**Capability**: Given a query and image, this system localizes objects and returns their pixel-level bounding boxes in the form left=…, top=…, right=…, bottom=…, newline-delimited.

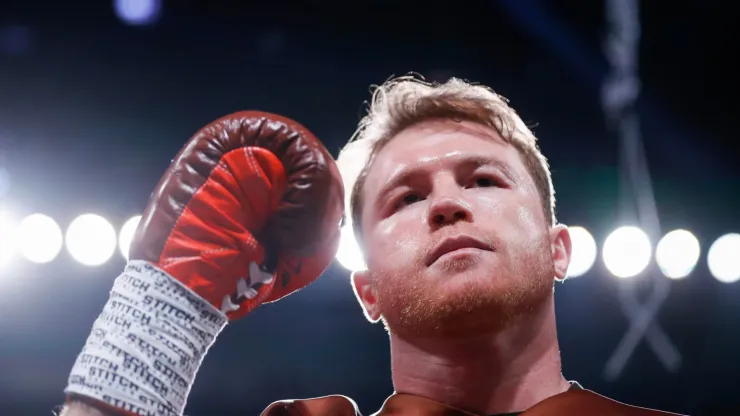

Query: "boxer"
left=61, top=76, right=683, bottom=415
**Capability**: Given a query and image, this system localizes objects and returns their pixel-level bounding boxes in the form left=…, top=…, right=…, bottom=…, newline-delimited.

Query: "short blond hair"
left=336, top=75, right=555, bottom=245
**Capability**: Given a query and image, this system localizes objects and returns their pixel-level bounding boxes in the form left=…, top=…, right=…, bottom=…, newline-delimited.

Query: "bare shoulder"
left=524, top=389, right=687, bottom=416
left=261, top=395, right=360, bottom=416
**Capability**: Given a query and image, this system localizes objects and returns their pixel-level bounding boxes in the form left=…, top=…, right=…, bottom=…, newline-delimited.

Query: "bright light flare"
left=335, top=225, right=367, bottom=273
left=708, top=233, right=740, bottom=284
left=119, top=215, right=141, bottom=260
left=66, top=214, right=117, bottom=266
left=603, top=226, right=652, bottom=278
left=114, top=0, right=162, bottom=26
left=566, top=226, right=597, bottom=278
left=655, top=229, right=700, bottom=279
left=18, top=214, right=63, bottom=264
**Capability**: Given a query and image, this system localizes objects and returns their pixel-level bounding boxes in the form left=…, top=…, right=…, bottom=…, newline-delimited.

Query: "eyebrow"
left=374, top=154, right=515, bottom=206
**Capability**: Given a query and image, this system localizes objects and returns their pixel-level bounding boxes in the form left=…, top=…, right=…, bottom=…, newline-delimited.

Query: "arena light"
left=119, top=215, right=142, bottom=260
left=0, top=210, right=16, bottom=270
left=603, top=226, right=652, bottom=278
left=114, top=0, right=162, bottom=26
left=708, top=233, right=740, bottom=284
left=655, top=229, right=700, bottom=279
left=18, top=213, right=63, bottom=264
left=335, top=225, right=367, bottom=272
left=566, top=226, right=597, bottom=278
left=66, top=214, right=117, bottom=266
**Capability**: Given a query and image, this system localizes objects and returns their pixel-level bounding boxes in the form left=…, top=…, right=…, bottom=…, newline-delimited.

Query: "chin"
left=382, top=273, right=552, bottom=339
left=376, top=248, right=555, bottom=338
left=428, top=254, right=511, bottom=292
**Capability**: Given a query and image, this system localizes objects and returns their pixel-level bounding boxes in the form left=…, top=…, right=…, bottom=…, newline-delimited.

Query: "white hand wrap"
left=65, top=260, right=229, bottom=416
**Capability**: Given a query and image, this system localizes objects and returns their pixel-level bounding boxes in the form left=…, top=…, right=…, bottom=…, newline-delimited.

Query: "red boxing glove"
left=131, top=111, right=344, bottom=318
left=65, top=111, right=344, bottom=416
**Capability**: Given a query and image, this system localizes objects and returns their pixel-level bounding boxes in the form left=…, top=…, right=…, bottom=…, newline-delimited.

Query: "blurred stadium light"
left=655, top=229, right=700, bottom=280
left=708, top=233, right=740, bottom=284
left=119, top=215, right=142, bottom=260
left=603, top=226, right=652, bottom=279
left=114, top=0, right=162, bottom=26
left=18, top=214, right=63, bottom=264
left=336, top=224, right=366, bottom=273
left=66, top=214, right=117, bottom=267
left=566, top=226, right=597, bottom=278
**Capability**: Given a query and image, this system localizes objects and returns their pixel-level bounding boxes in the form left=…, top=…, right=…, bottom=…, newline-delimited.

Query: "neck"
left=389, top=296, right=569, bottom=415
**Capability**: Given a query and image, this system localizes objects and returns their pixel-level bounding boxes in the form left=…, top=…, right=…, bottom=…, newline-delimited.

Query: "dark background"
left=0, top=1, right=739, bottom=415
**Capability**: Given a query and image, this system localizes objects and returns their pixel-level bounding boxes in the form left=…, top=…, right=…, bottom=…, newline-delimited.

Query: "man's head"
left=336, top=76, right=571, bottom=339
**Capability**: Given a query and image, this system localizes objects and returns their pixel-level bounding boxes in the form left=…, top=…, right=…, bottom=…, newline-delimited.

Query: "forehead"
left=363, top=119, right=527, bottom=194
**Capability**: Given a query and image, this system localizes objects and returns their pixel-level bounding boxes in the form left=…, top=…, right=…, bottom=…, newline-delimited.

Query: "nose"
left=427, top=195, right=473, bottom=228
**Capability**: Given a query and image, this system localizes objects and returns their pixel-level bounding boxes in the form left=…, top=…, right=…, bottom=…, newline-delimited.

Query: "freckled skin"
left=359, top=119, right=557, bottom=338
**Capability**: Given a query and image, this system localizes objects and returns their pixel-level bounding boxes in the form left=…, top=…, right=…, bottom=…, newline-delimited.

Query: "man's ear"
left=351, top=270, right=382, bottom=322
left=550, top=224, right=572, bottom=282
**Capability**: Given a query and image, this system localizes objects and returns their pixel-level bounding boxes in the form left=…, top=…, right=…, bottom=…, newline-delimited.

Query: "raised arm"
left=58, top=111, right=344, bottom=416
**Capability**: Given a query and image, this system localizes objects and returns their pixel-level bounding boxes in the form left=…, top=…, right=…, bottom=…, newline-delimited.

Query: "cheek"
left=516, top=204, right=542, bottom=237
left=479, top=193, right=544, bottom=243
left=367, top=212, right=425, bottom=268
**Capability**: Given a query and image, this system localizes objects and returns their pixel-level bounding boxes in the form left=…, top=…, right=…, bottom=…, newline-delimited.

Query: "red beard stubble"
left=373, top=233, right=555, bottom=339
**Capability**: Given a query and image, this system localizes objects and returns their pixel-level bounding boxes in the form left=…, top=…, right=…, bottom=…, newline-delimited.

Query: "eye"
left=394, top=192, right=422, bottom=210
left=401, top=193, right=422, bottom=205
left=471, top=176, right=497, bottom=188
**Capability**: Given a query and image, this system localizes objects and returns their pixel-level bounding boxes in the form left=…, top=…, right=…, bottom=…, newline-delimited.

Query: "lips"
left=426, top=235, right=493, bottom=266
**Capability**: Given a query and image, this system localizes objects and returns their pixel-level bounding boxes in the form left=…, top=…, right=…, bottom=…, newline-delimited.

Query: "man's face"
left=355, top=119, right=567, bottom=338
